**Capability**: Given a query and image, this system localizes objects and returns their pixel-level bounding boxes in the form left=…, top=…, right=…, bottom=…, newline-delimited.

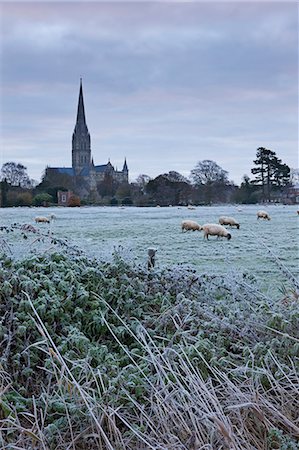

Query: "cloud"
left=0, top=1, right=297, bottom=183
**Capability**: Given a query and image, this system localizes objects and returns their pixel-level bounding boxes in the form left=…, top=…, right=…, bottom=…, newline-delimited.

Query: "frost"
left=0, top=205, right=298, bottom=448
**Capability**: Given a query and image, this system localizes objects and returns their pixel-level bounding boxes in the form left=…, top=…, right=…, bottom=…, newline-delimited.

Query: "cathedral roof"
left=80, top=167, right=90, bottom=176
left=95, top=164, right=110, bottom=173
left=50, top=167, right=75, bottom=176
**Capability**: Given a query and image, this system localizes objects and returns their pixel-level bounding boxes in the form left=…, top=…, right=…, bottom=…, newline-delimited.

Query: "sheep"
left=202, top=223, right=231, bottom=240
left=34, top=216, right=51, bottom=224
left=181, top=220, right=202, bottom=232
left=219, top=216, right=240, bottom=229
left=257, top=210, right=271, bottom=220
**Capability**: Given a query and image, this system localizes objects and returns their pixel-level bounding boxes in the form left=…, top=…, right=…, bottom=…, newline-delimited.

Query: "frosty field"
left=1, top=205, right=299, bottom=449
left=1, top=204, right=298, bottom=297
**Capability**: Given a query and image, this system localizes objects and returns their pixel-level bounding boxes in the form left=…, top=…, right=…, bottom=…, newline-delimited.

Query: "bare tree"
left=190, top=160, right=231, bottom=204
left=190, top=160, right=229, bottom=186
left=135, top=174, right=152, bottom=192
left=0, top=162, right=32, bottom=188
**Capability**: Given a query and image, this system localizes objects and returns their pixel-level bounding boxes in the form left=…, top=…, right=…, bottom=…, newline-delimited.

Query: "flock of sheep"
left=181, top=210, right=271, bottom=241
left=33, top=207, right=295, bottom=244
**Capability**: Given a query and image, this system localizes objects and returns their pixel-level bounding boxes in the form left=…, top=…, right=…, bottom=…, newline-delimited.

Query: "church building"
left=46, top=79, right=128, bottom=198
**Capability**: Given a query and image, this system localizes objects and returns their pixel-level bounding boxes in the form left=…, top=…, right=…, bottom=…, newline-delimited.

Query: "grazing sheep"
left=202, top=223, right=231, bottom=240
left=181, top=220, right=202, bottom=232
left=34, top=216, right=50, bottom=224
left=257, top=210, right=271, bottom=220
left=219, top=216, right=240, bottom=229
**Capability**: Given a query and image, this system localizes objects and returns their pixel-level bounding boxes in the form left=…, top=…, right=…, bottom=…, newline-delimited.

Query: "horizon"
left=1, top=1, right=298, bottom=185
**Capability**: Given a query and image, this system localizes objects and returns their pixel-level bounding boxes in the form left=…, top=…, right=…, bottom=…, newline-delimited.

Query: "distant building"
left=287, top=184, right=299, bottom=204
left=57, top=190, right=73, bottom=206
left=46, top=79, right=128, bottom=198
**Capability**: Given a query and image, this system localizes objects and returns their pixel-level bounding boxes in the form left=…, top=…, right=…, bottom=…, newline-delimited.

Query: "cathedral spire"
left=123, top=157, right=128, bottom=172
left=76, top=78, right=87, bottom=128
left=72, top=78, right=91, bottom=174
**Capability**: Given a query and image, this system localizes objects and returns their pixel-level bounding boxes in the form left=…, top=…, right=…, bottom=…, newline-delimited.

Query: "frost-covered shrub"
left=0, top=248, right=298, bottom=449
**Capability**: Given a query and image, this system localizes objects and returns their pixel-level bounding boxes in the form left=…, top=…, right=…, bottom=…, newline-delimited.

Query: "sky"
left=0, top=1, right=298, bottom=185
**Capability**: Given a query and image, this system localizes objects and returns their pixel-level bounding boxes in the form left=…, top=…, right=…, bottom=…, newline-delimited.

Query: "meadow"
left=1, top=203, right=298, bottom=297
left=0, top=204, right=298, bottom=449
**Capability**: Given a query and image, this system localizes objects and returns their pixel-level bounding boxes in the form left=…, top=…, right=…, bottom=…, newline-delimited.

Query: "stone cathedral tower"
left=72, top=78, right=91, bottom=175
left=45, top=79, right=128, bottom=200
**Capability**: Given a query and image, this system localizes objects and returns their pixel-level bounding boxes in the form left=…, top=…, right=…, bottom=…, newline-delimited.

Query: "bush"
left=0, top=242, right=298, bottom=449
left=5, top=190, right=33, bottom=207
left=121, top=196, right=133, bottom=205
left=33, top=192, right=53, bottom=206
left=0, top=224, right=299, bottom=450
left=15, top=192, right=33, bottom=206
left=110, top=197, right=118, bottom=206
left=68, top=195, right=81, bottom=207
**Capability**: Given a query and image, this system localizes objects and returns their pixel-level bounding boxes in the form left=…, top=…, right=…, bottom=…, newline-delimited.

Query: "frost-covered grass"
left=0, top=240, right=298, bottom=449
left=1, top=204, right=298, bottom=296
left=0, top=206, right=298, bottom=448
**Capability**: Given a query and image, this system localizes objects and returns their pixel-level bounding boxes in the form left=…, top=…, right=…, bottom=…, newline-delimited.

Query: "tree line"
left=0, top=147, right=296, bottom=207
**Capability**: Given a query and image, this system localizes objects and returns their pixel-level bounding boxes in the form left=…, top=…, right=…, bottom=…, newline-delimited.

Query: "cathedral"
left=46, top=79, right=128, bottom=198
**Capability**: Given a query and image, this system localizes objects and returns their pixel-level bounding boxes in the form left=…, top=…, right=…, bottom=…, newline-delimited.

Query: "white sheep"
left=219, top=216, right=240, bottom=229
left=257, top=210, right=271, bottom=220
left=181, top=220, right=202, bottom=232
left=202, top=223, right=232, bottom=240
left=34, top=216, right=51, bottom=224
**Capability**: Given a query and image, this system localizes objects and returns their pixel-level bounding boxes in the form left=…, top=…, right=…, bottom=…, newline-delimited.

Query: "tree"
left=0, top=179, right=9, bottom=207
left=251, top=147, right=290, bottom=201
left=15, top=192, right=33, bottom=207
left=290, top=168, right=299, bottom=186
left=234, top=175, right=259, bottom=204
left=164, top=171, right=189, bottom=183
left=146, top=172, right=192, bottom=206
left=97, top=174, right=118, bottom=197
left=115, top=183, right=131, bottom=201
left=272, top=163, right=290, bottom=189
left=135, top=174, right=152, bottom=192
left=0, top=162, right=32, bottom=188
left=38, top=168, right=74, bottom=192
left=190, top=160, right=230, bottom=204
left=190, top=160, right=229, bottom=186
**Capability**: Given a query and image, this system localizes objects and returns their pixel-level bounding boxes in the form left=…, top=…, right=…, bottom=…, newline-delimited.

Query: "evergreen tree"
left=251, top=147, right=290, bottom=201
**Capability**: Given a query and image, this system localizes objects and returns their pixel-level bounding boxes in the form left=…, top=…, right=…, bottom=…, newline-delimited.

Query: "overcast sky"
left=0, top=1, right=298, bottom=184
